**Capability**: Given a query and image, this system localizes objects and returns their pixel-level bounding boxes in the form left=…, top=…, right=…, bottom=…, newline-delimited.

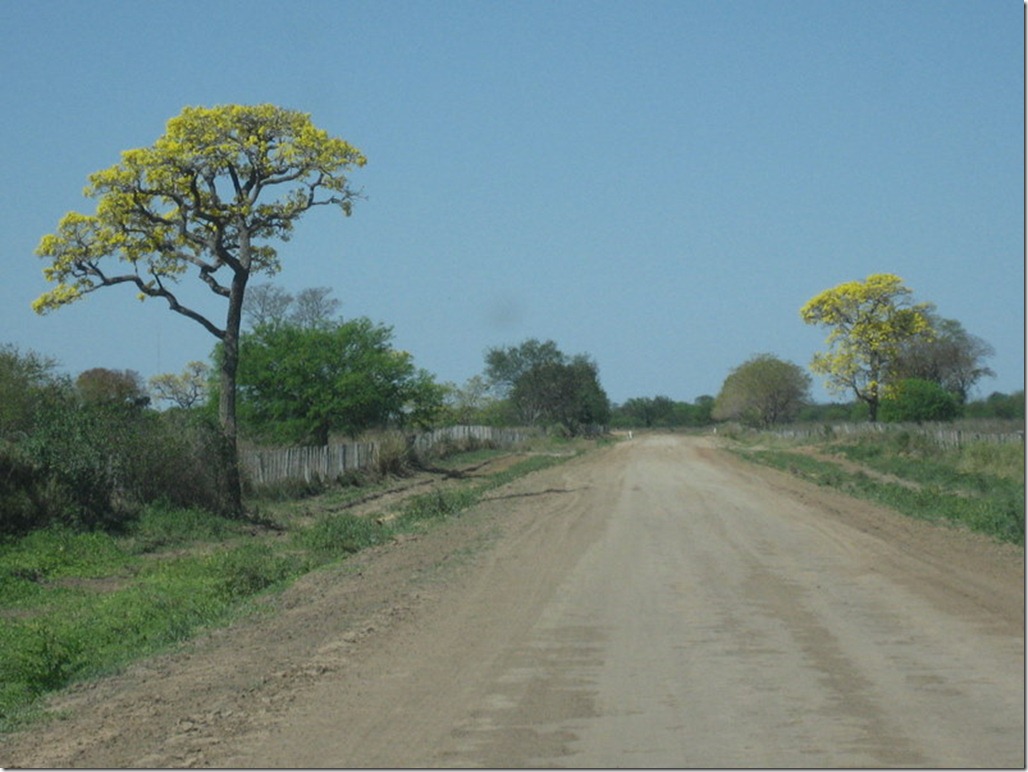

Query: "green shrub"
left=880, top=379, right=960, bottom=424
left=964, top=390, right=1026, bottom=420
left=0, top=349, right=240, bottom=535
left=123, top=504, right=239, bottom=553
left=202, top=544, right=300, bottom=600
left=4, top=401, right=235, bottom=536
left=1, top=527, right=127, bottom=581
left=19, top=400, right=123, bottom=529
left=13, top=621, right=86, bottom=696
left=116, top=411, right=234, bottom=515
left=297, top=513, right=390, bottom=557
left=398, top=487, right=479, bottom=525
left=0, top=443, right=50, bottom=535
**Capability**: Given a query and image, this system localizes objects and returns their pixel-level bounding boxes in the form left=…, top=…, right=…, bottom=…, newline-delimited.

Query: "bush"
left=964, top=391, right=1026, bottom=420
left=370, top=430, right=411, bottom=476
left=14, top=622, right=85, bottom=696
left=123, top=504, right=238, bottom=553
left=397, top=487, right=480, bottom=526
left=4, top=397, right=235, bottom=536
left=203, top=544, right=300, bottom=600
left=880, top=379, right=960, bottom=424
left=0, top=443, right=50, bottom=535
left=1, top=527, right=126, bottom=582
left=17, top=399, right=123, bottom=529
left=297, top=514, right=390, bottom=557
left=118, top=411, right=235, bottom=515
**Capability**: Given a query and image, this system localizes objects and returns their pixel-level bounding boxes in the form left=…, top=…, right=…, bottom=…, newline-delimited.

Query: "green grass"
left=431, top=446, right=509, bottom=469
left=0, top=443, right=583, bottom=731
left=833, top=433, right=1024, bottom=491
left=730, top=434, right=1024, bottom=545
left=0, top=534, right=308, bottom=729
left=388, top=451, right=577, bottom=532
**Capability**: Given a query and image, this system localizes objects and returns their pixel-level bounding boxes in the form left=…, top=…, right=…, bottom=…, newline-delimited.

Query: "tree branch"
left=77, top=262, right=225, bottom=338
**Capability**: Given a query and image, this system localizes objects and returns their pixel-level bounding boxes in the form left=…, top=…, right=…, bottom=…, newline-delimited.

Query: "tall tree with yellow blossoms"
left=801, top=273, right=933, bottom=422
left=33, top=104, right=366, bottom=514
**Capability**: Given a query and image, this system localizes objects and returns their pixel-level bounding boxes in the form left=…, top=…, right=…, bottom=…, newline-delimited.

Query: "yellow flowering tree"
left=33, top=104, right=366, bottom=514
left=800, top=274, right=933, bottom=422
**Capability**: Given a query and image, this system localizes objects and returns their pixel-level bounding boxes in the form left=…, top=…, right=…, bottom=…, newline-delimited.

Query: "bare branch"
left=74, top=263, right=225, bottom=338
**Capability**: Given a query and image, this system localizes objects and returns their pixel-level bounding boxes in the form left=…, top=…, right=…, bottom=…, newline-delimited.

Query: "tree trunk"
left=217, top=271, right=249, bottom=517
left=217, top=349, right=243, bottom=516
left=867, top=361, right=882, bottom=423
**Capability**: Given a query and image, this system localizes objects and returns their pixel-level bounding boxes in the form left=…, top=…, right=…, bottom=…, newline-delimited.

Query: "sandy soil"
left=2, top=435, right=1023, bottom=768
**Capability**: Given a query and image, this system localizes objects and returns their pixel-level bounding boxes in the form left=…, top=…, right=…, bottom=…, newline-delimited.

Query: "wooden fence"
left=242, top=425, right=533, bottom=486
left=410, top=425, right=531, bottom=454
left=766, top=421, right=1024, bottom=449
left=242, top=442, right=377, bottom=485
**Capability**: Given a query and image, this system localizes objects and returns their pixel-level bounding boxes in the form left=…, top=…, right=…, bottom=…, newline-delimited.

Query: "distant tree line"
left=2, top=286, right=1019, bottom=539
left=610, top=395, right=715, bottom=429
left=699, top=274, right=1010, bottom=429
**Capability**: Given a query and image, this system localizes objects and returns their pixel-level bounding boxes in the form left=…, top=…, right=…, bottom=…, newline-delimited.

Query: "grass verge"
left=0, top=444, right=583, bottom=732
left=729, top=433, right=1024, bottom=544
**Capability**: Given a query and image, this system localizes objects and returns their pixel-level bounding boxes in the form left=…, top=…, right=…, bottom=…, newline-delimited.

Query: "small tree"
left=713, top=354, right=811, bottom=427
left=33, top=104, right=366, bottom=514
left=0, top=345, right=63, bottom=438
left=149, top=361, right=211, bottom=410
left=242, top=283, right=295, bottom=329
left=484, top=338, right=565, bottom=399
left=511, top=355, right=610, bottom=435
left=801, top=274, right=933, bottom=422
left=290, top=287, right=342, bottom=330
left=231, top=319, right=443, bottom=444
left=243, top=283, right=342, bottom=331
left=879, top=378, right=960, bottom=423
left=76, top=368, right=148, bottom=407
left=889, top=314, right=995, bottom=404
left=442, top=375, right=496, bottom=425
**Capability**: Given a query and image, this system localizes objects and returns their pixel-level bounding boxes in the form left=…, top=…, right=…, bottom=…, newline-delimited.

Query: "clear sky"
left=2, top=0, right=1023, bottom=406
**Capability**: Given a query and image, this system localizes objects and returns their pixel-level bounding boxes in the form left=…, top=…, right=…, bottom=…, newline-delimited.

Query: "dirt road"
left=3, top=435, right=1023, bottom=767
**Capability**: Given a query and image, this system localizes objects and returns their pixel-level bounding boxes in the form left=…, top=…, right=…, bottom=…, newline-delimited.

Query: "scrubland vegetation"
left=2, top=321, right=609, bottom=732
left=725, top=423, right=1024, bottom=544
left=0, top=438, right=582, bottom=731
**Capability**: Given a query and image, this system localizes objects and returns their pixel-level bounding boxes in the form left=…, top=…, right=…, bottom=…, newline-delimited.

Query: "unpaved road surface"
left=3, top=435, right=1023, bottom=768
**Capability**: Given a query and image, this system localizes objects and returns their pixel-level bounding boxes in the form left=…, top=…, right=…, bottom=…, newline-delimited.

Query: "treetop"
left=34, top=104, right=366, bottom=326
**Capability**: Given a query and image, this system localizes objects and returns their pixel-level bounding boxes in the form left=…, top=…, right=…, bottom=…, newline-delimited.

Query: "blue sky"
left=1, top=0, right=1023, bottom=405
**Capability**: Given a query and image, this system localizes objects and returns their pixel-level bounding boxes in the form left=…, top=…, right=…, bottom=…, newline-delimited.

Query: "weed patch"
left=296, top=514, right=390, bottom=557
left=395, top=487, right=481, bottom=527
left=121, top=504, right=243, bottom=553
